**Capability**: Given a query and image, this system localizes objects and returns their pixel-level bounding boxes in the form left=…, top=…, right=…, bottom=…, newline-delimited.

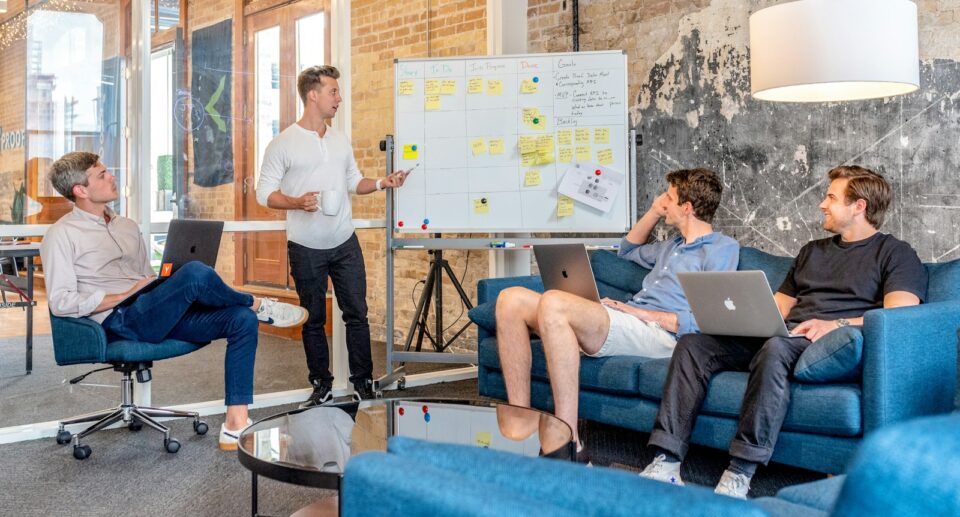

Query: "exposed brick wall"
left=351, top=0, right=488, bottom=348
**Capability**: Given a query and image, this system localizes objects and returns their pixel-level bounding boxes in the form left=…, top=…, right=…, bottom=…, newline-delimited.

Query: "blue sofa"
left=472, top=247, right=960, bottom=473
left=341, top=413, right=960, bottom=516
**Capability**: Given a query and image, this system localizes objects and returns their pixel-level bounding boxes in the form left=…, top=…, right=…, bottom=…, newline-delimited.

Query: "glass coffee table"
left=237, top=398, right=574, bottom=516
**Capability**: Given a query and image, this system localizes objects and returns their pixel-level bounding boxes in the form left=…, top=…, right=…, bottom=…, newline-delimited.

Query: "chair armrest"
left=861, top=301, right=960, bottom=432
left=50, top=314, right=109, bottom=365
left=476, top=275, right=544, bottom=305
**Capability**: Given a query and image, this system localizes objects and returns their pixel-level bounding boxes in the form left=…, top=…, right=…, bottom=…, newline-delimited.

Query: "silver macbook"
left=533, top=244, right=601, bottom=303
left=677, top=271, right=800, bottom=338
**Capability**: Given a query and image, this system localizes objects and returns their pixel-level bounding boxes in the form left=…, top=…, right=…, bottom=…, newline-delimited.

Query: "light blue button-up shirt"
left=618, top=232, right=740, bottom=336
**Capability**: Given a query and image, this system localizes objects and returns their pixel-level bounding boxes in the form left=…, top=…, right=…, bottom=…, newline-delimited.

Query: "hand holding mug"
left=298, top=191, right=320, bottom=212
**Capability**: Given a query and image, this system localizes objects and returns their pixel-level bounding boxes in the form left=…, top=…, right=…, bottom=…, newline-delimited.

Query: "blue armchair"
left=50, top=314, right=210, bottom=460
left=472, top=247, right=960, bottom=473
left=341, top=413, right=960, bottom=516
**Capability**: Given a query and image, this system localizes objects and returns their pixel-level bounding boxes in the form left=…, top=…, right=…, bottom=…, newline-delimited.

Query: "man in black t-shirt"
left=638, top=166, right=927, bottom=498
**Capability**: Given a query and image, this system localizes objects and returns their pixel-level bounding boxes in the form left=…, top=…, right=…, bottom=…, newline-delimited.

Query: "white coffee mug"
left=321, top=190, right=343, bottom=216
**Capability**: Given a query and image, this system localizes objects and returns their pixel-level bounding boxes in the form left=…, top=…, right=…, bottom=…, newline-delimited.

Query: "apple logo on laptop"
left=561, top=269, right=568, bottom=278
left=724, top=297, right=736, bottom=311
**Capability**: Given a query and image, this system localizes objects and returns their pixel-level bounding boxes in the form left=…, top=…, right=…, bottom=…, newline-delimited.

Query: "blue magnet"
left=423, top=218, right=430, bottom=225
left=424, top=413, right=431, bottom=423
left=412, top=145, right=417, bottom=151
left=533, top=76, right=540, bottom=83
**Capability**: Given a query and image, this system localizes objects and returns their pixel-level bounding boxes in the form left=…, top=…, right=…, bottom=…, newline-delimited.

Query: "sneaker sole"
left=269, top=310, right=309, bottom=329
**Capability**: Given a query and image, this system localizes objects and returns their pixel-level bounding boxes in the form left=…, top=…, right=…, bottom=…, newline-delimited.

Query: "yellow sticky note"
left=471, top=138, right=487, bottom=156
left=595, top=127, right=610, bottom=144
left=557, top=129, right=573, bottom=146
left=518, top=136, right=537, bottom=155
left=520, top=79, right=538, bottom=94
left=522, top=108, right=546, bottom=130
left=425, top=95, right=441, bottom=111
left=537, top=149, right=555, bottom=165
left=558, top=147, right=573, bottom=163
left=399, top=80, right=414, bottom=96
left=487, top=79, right=503, bottom=96
left=576, top=146, right=591, bottom=162
left=475, top=431, right=492, bottom=448
left=521, top=152, right=538, bottom=167
left=575, top=128, right=590, bottom=144
left=597, top=148, right=614, bottom=165
left=467, top=77, right=483, bottom=94
left=425, top=79, right=441, bottom=96
left=403, top=144, right=419, bottom=160
left=489, top=139, right=504, bottom=155
left=441, top=79, right=457, bottom=95
left=557, top=195, right=574, bottom=217
left=536, top=135, right=554, bottom=152
left=524, top=169, right=541, bottom=187
left=473, top=198, right=490, bottom=214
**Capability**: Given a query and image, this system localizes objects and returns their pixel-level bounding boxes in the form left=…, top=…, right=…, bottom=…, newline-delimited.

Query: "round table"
left=237, top=397, right=575, bottom=516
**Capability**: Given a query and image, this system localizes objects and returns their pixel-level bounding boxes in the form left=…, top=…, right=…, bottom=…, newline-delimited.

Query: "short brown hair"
left=665, top=168, right=723, bottom=224
left=49, top=151, right=99, bottom=202
left=297, top=65, right=340, bottom=104
left=827, top=165, right=891, bottom=229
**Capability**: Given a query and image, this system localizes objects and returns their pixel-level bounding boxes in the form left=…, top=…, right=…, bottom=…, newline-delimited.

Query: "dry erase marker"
left=404, top=163, right=421, bottom=175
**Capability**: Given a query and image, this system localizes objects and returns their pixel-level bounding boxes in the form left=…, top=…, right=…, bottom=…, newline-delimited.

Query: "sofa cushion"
left=776, top=475, right=846, bottom=512
left=793, top=327, right=864, bottom=383
left=467, top=301, right=497, bottom=334
left=738, top=247, right=793, bottom=290
left=925, top=259, right=960, bottom=303
left=478, top=337, right=655, bottom=395
left=590, top=250, right=648, bottom=301
left=637, top=359, right=862, bottom=436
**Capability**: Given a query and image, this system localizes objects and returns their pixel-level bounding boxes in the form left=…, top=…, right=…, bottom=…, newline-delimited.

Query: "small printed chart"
left=557, top=162, right=625, bottom=214
left=393, top=51, right=631, bottom=233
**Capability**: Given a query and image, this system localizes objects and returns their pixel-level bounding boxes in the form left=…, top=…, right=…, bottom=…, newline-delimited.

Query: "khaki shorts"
left=586, top=306, right=677, bottom=359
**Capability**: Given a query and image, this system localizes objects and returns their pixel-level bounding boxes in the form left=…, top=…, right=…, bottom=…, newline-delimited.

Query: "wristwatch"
left=836, top=318, right=850, bottom=328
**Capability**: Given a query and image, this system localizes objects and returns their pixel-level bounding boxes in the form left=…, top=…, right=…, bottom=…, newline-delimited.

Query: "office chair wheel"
left=128, top=420, right=143, bottom=432
left=73, top=444, right=92, bottom=460
left=193, top=421, right=209, bottom=435
left=56, top=430, right=72, bottom=445
left=164, top=438, right=181, bottom=453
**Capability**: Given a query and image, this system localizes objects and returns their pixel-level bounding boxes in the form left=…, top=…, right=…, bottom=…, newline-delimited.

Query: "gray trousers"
left=648, top=333, right=812, bottom=465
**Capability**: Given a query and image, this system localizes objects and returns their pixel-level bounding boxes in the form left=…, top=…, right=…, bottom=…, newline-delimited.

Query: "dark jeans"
left=648, top=333, right=812, bottom=465
left=101, top=261, right=258, bottom=406
left=288, top=233, right=372, bottom=384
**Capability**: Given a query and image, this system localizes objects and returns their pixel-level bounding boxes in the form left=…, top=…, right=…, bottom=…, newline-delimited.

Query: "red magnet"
left=398, top=407, right=405, bottom=416
left=421, top=224, right=428, bottom=230
left=398, top=221, right=404, bottom=227
left=422, top=405, right=429, bottom=413
left=595, top=169, right=602, bottom=176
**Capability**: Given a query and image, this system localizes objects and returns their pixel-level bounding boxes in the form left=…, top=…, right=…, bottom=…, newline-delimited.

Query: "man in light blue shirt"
left=496, top=168, right=739, bottom=456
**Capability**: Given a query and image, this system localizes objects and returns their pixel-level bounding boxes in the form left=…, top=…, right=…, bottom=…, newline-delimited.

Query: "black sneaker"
left=299, top=379, right=333, bottom=408
left=352, top=378, right=376, bottom=401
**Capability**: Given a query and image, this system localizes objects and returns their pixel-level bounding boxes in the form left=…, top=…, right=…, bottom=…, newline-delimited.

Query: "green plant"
left=11, top=182, right=25, bottom=224
left=157, top=154, right=173, bottom=191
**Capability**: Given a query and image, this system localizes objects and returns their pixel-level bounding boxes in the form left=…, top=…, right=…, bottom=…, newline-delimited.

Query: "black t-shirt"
left=778, top=233, right=927, bottom=327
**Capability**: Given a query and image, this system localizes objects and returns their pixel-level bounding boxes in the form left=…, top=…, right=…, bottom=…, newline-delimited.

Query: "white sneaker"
left=714, top=470, right=751, bottom=499
left=639, top=454, right=684, bottom=486
left=218, top=418, right=253, bottom=451
left=256, top=298, right=308, bottom=328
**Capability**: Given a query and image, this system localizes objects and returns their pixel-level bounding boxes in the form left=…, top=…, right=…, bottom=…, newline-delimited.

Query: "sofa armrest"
left=476, top=275, right=544, bottom=305
left=861, top=301, right=960, bottom=432
left=49, top=314, right=109, bottom=365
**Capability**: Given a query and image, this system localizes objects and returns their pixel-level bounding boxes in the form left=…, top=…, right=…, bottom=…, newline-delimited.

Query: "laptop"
left=116, top=219, right=224, bottom=308
left=677, top=271, right=800, bottom=338
left=533, top=244, right=601, bottom=303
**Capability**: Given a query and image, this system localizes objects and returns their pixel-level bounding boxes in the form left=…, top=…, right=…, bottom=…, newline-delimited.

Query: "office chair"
left=50, top=314, right=210, bottom=460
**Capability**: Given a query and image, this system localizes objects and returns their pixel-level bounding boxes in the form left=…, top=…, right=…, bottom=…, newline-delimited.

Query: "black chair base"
left=56, top=362, right=208, bottom=460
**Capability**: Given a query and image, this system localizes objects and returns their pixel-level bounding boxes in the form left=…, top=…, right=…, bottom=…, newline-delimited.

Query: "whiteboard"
left=393, top=51, right=631, bottom=233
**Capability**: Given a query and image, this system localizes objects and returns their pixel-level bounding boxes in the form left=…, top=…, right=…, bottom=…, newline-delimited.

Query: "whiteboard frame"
left=391, top=51, right=634, bottom=234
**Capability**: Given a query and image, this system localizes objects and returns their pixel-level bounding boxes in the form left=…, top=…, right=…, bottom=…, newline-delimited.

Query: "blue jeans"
left=101, top=261, right=258, bottom=406
left=288, top=233, right=372, bottom=384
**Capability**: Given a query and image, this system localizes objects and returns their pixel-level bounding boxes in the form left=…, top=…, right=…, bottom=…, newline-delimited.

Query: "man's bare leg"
left=537, top=290, right=610, bottom=443
left=495, top=287, right=543, bottom=407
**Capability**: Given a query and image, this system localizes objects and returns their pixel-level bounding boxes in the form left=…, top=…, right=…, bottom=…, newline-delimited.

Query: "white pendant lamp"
left=749, top=0, right=920, bottom=102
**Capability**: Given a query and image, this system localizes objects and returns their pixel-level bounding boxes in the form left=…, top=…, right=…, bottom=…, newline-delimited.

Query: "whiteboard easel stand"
left=375, top=129, right=638, bottom=392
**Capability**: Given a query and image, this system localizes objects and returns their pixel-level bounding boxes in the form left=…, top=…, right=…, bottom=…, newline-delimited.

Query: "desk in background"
left=0, top=243, right=39, bottom=374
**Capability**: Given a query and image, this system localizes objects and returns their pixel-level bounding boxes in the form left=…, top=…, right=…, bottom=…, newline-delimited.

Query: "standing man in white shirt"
left=256, top=65, right=408, bottom=406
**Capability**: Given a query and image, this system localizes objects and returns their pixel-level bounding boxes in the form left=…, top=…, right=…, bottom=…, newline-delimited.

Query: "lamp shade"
left=749, top=0, right=919, bottom=102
